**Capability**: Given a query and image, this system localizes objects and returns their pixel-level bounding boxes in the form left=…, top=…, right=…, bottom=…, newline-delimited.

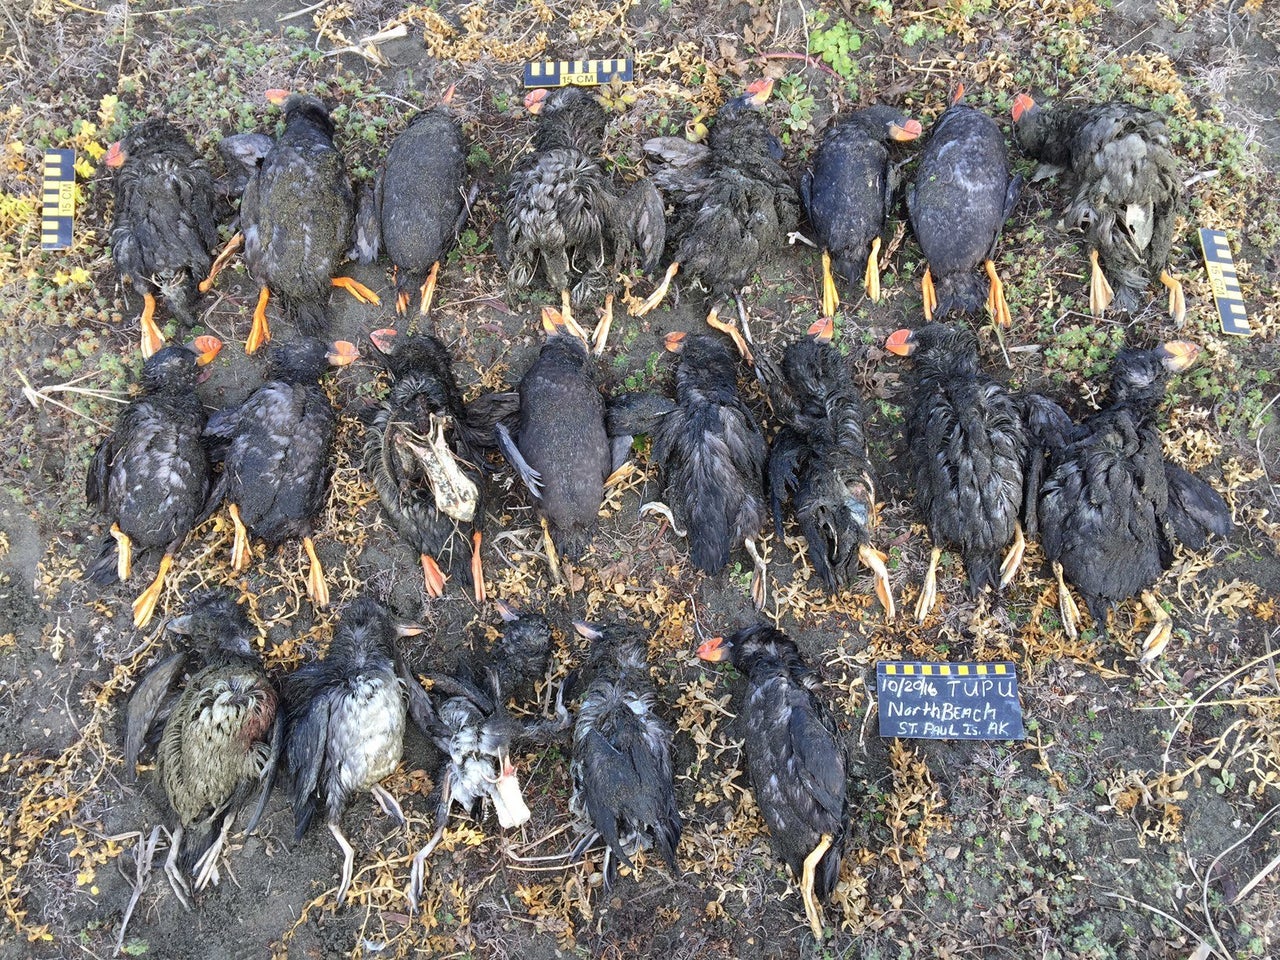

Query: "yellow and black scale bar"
left=1198, top=228, right=1250, bottom=337
left=878, top=661, right=1014, bottom=677
left=41, top=149, right=76, bottom=250
left=524, top=58, right=633, bottom=88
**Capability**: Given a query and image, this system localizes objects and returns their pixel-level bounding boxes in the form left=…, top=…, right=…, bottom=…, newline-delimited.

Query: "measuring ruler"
left=41, top=149, right=76, bottom=250
left=1198, top=228, right=1249, bottom=336
left=523, top=58, right=633, bottom=88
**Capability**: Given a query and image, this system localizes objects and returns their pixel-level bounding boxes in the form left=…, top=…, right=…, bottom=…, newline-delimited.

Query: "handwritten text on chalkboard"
left=877, top=662, right=1025, bottom=741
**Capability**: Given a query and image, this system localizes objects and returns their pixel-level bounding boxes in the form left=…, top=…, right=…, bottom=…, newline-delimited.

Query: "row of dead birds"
left=108, top=77, right=1188, bottom=368
left=125, top=589, right=847, bottom=939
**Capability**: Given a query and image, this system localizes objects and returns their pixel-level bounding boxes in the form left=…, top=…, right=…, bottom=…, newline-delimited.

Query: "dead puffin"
left=698, top=624, right=847, bottom=939
left=907, top=86, right=1021, bottom=328
left=633, top=78, right=799, bottom=361
left=1012, top=94, right=1186, bottom=325
left=204, top=337, right=357, bottom=608
left=106, top=119, right=220, bottom=357
left=885, top=324, right=1028, bottom=621
left=85, top=336, right=223, bottom=628
left=801, top=105, right=922, bottom=315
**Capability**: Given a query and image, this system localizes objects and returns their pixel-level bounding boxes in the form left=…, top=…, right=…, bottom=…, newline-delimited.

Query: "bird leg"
left=857, top=544, right=895, bottom=621
left=541, top=517, right=563, bottom=584
left=998, top=522, right=1025, bottom=590
left=229, top=504, right=251, bottom=573
left=303, top=536, right=329, bottom=608
left=745, top=537, right=768, bottom=610
left=1053, top=561, right=1081, bottom=640
left=800, top=833, right=833, bottom=940
left=470, top=531, right=486, bottom=604
left=329, top=821, right=357, bottom=907
left=110, top=523, right=133, bottom=581
left=117, top=826, right=163, bottom=952
left=921, top=266, right=937, bottom=321
left=1137, top=591, right=1174, bottom=665
left=915, top=546, right=942, bottom=623
left=139, top=292, right=166, bottom=358
left=735, top=293, right=755, bottom=347
left=370, top=783, right=407, bottom=826
left=331, top=275, right=380, bottom=305
left=408, top=771, right=453, bottom=912
left=131, top=553, right=173, bottom=629
left=864, top=236, right=882, bottom=303
left=591, top=293, right=614, bottom=357
left=191, top=810, right=234, bottom=892
left=706, top=306, right=754, bottom=365
left=245, top=287, right=272, bottom=354
left=1088, top=249, right=1114, bottom=317
left=420, top=261, right=441, bottom=316
left=163, top=825, right=192, bottom=910
left=394, top=267, right=410, bottom=316
left=421, top=553, right=447, bottom=598
left=821, top=248, right=840, bottom=318
left=1160, top=270, right=1186, bottom=327
left=557, top=290, right=590, bottom=343
left=628, top=262, right=679, bottom=316
left=639, top=500, right=687, bottom=537
left=985, top=259, right=1012, bottom=329
left=198, top=232, right=242, bottom=293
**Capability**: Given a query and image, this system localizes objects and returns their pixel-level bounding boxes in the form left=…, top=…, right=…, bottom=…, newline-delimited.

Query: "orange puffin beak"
left=327, top=340, right=359, bottom=366
left=265, top=88, right=291, bottom=106
left=541, top=305, right=566, bottom=336
left=884, top=328, right=916, bottom=356
left=524, top=88, right=549, bottom=114
left=105, top=141, right=126, bottom=168
left=1158, top=340, right=1199, bottom=372
left=189, top=335, right=223, bottom=366
left=441, top=83, right=457, bottom=106
left=891, top=118, right=923, bottom=141
left=664, top=331, right=687, bottom=353
left=369, top=327, right=398, bottom=354
left=744, top=77, right=775, bottom=107
left=808, top=316, right=835, bottom=344
left=395, top=623, right=427, bottom=638
left=696, top=636, right=730, bottom=662
left=1011, top=93, right=1036, bottom=123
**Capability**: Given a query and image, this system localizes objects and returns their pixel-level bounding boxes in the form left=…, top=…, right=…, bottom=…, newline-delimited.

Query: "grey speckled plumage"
left=497, top=87, right=665, bottom=305
left=282, top=597, right=408, bottom=905
left=567, top=621, right=681, bottom=887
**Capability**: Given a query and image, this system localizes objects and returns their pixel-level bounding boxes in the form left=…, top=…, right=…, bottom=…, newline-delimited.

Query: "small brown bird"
left=282, top=597, right=423, bottom=906
left=124, top=592, right=280, bottom=906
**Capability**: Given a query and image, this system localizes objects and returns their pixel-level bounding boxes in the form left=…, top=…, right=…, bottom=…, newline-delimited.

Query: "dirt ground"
left=1, top=1, right=1278, bottom=958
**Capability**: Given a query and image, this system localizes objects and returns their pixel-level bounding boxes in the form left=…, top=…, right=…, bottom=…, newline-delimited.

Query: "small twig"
left=277, top=0, right=329, bottom=21
left=1161, top=648, right=1280, bottom=771
left=1234, top=845, right=1280, bottom=905
left=1099, top=889, right=1213, bottom=950
left=1200, top=806, right=1279, bottom=954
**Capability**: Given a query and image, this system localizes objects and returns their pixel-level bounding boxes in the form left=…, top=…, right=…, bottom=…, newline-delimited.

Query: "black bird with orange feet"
left=1012, top=95, right=1186, bottom=324
left=634, top=79, right=799, bottom=359
left=497, top=86, right=664, bottom=334
left=801, top=105, right=922, bottom=316
left=1037, top=341, right=1231, bottom=662
left=106, top=119, right=220, bottom=357
left=884, top=324, right=1028, bottom=621
left=566, top=619, right=682, bottom=887
left=365, top=328, right=491, bottom=602
left=86, top=337, right=223, bottom=628
left=907, top=86, right=1020, bottom=328
left=234, top=92, right=379, bottom=353
left=698, top=625, right=847, bottom=940
left=204, top=337, right=357, bottom=608
left=763, top=318, right=894, bottom=617
left=124, top=592, right=280, bottom=906
left=282, top=597, right=422, bottom=906
left=644, top=332, right=769, bottom=607
left=377, top=88, right=468, bottom=317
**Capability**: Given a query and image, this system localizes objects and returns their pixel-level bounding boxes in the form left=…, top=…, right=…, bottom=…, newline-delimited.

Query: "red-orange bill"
left=664, top=331, right=687, bottom=352
left=696, top=636, right=729, bottom=662
left=190, top=335, right=223, bottom=365
left=369, top=328, right=398, bottom=354
left=1011, top=93, right=1036, bottom=123
left=1159, top=340, right=1199, bottom=371
left=105, top=141, right=125, bottom=168
left=265, top=88, right=291, bottom=105
left=808, top=316, right=835, bottom=343
left=328, top=340, right=359, bottom=365
left=884, top=328, right=915, bottom=356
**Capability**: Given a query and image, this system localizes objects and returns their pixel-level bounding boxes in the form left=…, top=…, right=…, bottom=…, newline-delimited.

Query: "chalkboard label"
left=877, top=661, right=1025, bottom=740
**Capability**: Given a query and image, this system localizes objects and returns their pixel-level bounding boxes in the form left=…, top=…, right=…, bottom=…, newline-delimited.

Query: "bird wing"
left=244, top=708, right=284, bottom=834
left=85, top=430, right=117, bottom=511
left=786, top=689, right=847, bottom=825
left=285, top=682, right=331, bottom=838
left=608, top=178, right=667, bottom=273
left=123, top=651, right=187, bottom=779
left=1163, top=461, right=1232, bottom=551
